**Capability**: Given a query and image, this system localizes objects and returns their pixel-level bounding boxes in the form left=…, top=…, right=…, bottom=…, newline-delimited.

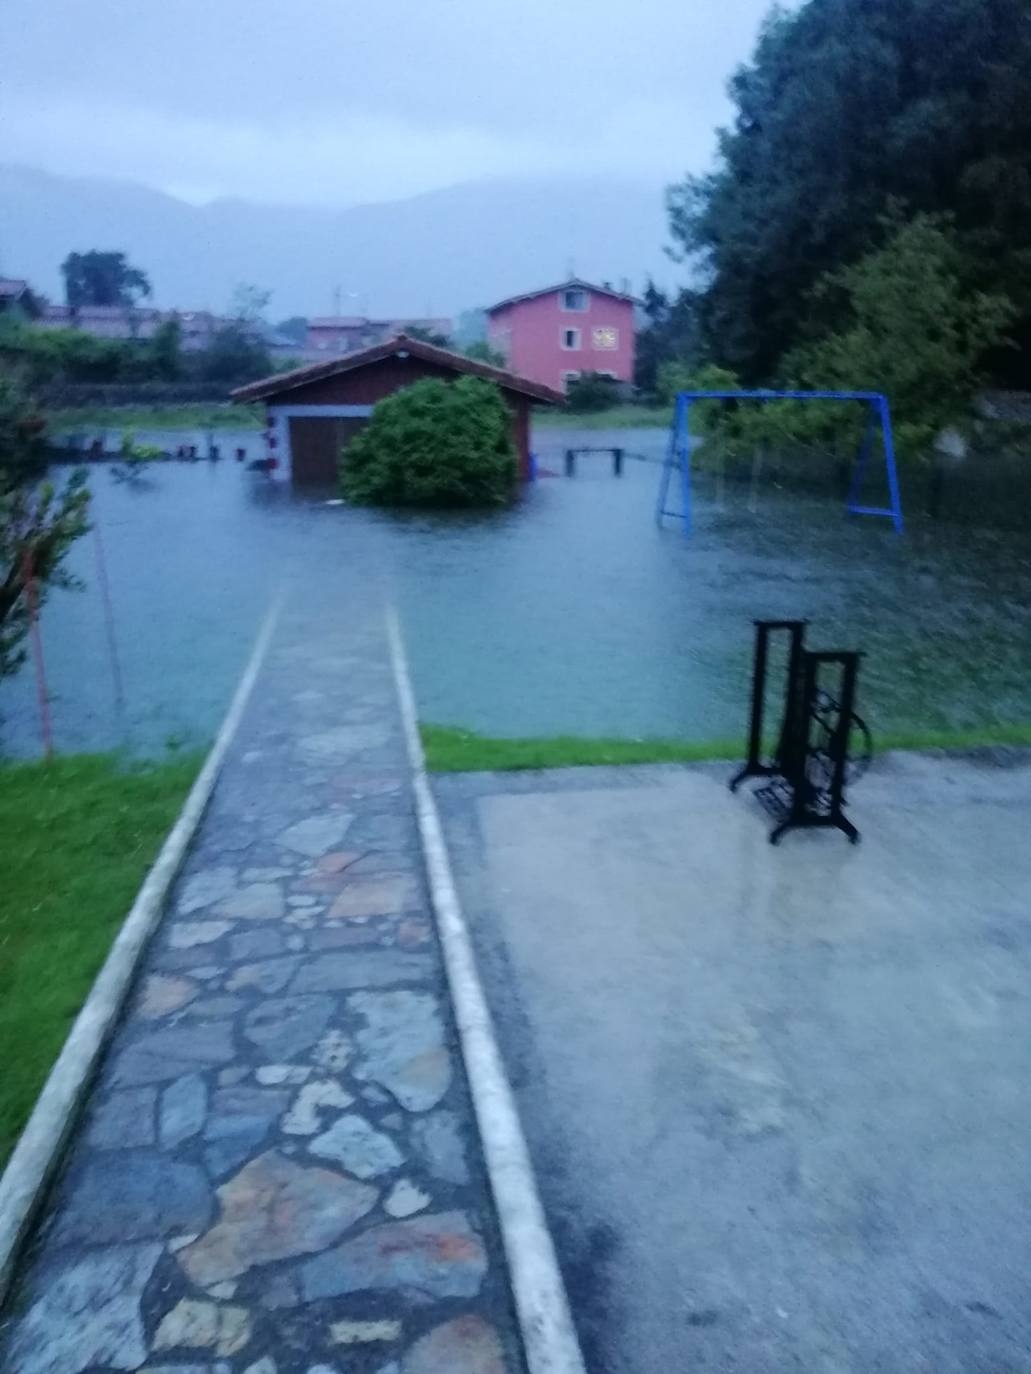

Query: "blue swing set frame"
left=655, top=390, right=904, bottom=536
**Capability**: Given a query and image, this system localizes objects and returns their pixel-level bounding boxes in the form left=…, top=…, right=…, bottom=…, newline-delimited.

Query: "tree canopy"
left=668, top=0, right=1031, bottom=383
left=61, top=251, right=152, bottom=310
left=784, top=215, right=1014, bottom=458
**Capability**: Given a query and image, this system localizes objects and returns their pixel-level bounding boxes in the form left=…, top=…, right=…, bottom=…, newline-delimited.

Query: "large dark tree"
left=61, top=251, right=152, bottom=309
left=669, top=0, right=1031, bottom=382
left=633, top=279, right=701, bottom=394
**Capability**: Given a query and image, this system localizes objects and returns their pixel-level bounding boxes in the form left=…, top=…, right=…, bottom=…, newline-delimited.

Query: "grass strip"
left=421, top=722, right=1031, bottom=774
left=532, top=404, right=672, bottom=431
left=420, top=725, right=739, bottom=772
left=0, top=750, right=202, bottom=1166
left=48, top=403, right=264, bottom=432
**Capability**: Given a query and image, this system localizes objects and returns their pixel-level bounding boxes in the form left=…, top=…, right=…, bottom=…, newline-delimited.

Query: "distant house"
left=32, top=304, right=264, bottom=351
left=0, top=278, right=41, bottom=320
left=173, top=310, right=222, bottom=352
left=304, top=316, right=453, bottom=361
left=231, top=333, right=560, bottom=485
left=37, top=303, right=163, bottom=340
left=486, top=278, right=637, bottom=393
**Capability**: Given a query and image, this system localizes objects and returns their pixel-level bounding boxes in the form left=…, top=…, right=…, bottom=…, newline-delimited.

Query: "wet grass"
left=421, top=722, right=1031, bottom=773
left=49, top=403, right=263, bottom=431
left=0, top=750, right=202, bottom=1167
left=420, top=725, right=740, bottom=772
left=534, top=403, right=672, bottom=430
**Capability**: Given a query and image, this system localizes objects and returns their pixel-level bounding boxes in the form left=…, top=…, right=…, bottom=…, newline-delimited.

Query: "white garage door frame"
left=267, top=404, right=374, bottom=480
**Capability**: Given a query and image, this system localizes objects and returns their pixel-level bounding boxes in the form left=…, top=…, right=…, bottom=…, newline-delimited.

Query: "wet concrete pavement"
left=435, top=751, right=1031, bottom=1373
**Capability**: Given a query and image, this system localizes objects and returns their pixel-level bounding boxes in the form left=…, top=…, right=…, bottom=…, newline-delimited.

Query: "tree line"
left=639, top=0, right=1031, bottom=457
left=0, top=253, right=284, bottom=387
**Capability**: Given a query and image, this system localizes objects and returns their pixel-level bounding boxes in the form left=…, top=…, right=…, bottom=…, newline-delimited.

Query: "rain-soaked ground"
left=3, top=424, right=1031, bottom=757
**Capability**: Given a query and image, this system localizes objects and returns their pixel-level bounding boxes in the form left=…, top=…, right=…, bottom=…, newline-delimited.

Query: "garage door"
left=289, top=416, right=370, bottom=486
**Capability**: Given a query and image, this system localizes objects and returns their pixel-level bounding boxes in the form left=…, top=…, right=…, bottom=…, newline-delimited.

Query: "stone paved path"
left=0, top=589, right=523, bottom=1374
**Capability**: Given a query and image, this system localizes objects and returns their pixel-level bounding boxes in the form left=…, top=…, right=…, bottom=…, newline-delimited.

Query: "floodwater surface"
left=3, top=426, right=1031, bottom=757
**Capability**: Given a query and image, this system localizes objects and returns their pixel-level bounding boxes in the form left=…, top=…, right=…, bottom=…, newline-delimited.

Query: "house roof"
left=486, top=276, right=639, bottom=314
left=308, top=316, right=370, bottom=329
left=230, top=334, right=563, bottom=406
left=72, top=304, right=161, bottom=320
left=0, top=278, right=29, bottom=300
left=307, top=316, right=453, bottom=334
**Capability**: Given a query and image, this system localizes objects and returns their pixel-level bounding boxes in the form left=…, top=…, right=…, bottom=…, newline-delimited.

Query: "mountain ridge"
left=0, top=164, right=674, bottom=318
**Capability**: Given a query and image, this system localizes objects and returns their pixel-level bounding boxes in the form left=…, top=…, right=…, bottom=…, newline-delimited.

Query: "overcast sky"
left=3, top=0, right=775, bottom=208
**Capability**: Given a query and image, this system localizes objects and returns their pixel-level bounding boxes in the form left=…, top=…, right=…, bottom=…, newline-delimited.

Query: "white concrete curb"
left=0, top=595, right=283, bottom=1305
left=385, top=607, right=587, bottom=1374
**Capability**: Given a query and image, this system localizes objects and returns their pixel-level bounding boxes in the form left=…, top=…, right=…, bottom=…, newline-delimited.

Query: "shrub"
left=340, top=376, right=517, bottom=508
left=783, top=215, right=1015, bottom=462
left=0, top=372, right=91, bottom=679
left=0, top=371, right=48, bottom=478
left=565, top=371, right=621, bottom=412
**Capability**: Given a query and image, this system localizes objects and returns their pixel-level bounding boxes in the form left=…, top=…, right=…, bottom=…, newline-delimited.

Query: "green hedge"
left=340, top=376, right=517, bottom=508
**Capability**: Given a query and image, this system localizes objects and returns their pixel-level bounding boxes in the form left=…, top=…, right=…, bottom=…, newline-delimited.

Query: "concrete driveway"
left=435, top=753, right=1031, bottom=1373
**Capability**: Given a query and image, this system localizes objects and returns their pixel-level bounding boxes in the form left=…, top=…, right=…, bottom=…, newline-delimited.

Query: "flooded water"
left=3, top=425, right=1031, bottom=758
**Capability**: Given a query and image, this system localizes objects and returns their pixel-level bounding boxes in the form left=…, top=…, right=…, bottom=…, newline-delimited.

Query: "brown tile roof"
left=487, top=276, right=639, bottom=314
left=230, top=334, right=563, bottom=406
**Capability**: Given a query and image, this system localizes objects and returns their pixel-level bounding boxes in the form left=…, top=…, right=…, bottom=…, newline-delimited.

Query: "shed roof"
left=486, top=276, right=639, bottom=314
left=0, top=278, right=29, bottom=300
left=230, top=334, right=563, bottom=405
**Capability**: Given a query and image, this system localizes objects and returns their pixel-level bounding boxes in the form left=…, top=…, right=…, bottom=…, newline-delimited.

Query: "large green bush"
left=340, top=375, right=517, bottom=507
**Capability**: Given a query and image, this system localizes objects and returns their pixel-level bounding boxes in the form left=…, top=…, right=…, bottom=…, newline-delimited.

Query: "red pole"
left=22, top=548, right=54, bottom=762
left=93, top=516, right=126, bottom=719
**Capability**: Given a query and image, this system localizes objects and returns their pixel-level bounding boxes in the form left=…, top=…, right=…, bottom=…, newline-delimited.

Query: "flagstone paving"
left=0, top=596, right=523, bottom=1374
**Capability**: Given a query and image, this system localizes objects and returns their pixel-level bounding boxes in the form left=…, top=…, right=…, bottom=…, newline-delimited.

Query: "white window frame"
left=560, top=327, right=582, bottom=351
left=561, top=288, right=588, bottom=312
left=561, top=369, right=581, bottom=391
left=591, top=325, right=620, bottom=351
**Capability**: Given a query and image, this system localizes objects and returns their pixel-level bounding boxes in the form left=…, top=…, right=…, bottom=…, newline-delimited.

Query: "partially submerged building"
left=232, top=334, right=561, bottom=484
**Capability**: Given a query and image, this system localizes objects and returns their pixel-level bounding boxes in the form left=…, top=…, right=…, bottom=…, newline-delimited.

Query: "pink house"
left=486, top=278, right=637, bottom=394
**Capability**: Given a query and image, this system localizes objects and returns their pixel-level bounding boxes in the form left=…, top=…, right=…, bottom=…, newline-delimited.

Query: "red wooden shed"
left=231, top=334, right=562, bottom=485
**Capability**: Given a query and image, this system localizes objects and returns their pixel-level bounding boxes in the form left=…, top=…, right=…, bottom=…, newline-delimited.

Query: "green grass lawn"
left=533, top=403, right=672, bottom=430
left=0, top=751, right=202, bottom=1167
left=421, top=725, right=740, bottom=771
left=47, top=400, right=669, bottom=436
left=420, top=722, right=1031, bottom=773
left=49, top=403, right=264, bottom=432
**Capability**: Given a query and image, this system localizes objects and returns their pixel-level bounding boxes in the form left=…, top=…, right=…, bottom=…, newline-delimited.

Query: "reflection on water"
left=3, top=427, right=1031, bottom=758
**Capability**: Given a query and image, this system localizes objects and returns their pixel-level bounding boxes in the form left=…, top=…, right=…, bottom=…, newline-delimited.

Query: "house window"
left=592, top=325, right=619, bottom=350
left=562, top=289, right=588, bottom=311
left=561, top=327, right=581, bottom=350
left=561, top=370, right=581, bottom=391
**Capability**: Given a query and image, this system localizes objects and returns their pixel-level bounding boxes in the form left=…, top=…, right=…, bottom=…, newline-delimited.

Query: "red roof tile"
left=230, top=334, right=563, bottom=406
left=486, top=276, right=639, bottom=314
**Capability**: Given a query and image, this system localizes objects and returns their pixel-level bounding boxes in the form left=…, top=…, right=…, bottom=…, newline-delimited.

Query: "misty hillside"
left=0, top=164, right=674, bottom=318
